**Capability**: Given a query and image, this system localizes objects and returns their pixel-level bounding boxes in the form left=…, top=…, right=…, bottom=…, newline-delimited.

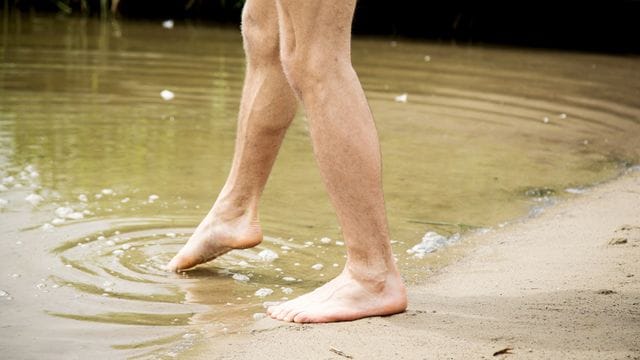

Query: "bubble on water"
left=254, top=288, right=273, bottom=297
left=320, top=237, right=332, bottom=244
left=237, top=260, right=250, bottom=268
left=148, top=194, right=160, bottom=203
left=112, top=249, right=124, bottom=256
left=77, top=194, right=88, bottom=202
left=97, top=236, right=106, bottom=241
left=51, top=218, right=65, bottom=225
left=394, top=93, right=408, bottom=103
left=424, top=55, right=431, bottom=62
left=335, top=241, right=344, bottom=246
left=542, top=116, right=550, bottom=123
left=25, top=193, right=44, bottom=206
left=311, top=263, right=324, bottom=271
left=105, top=240, right=115, bottom=246
left=304, top=241, right=313, bottom=246
left=120, top=197, right=130, bottom=204
left=281, top=287, right=293, bottom=295
left=332, top=263, right=339, bottom=267
left=559, top=113, right=567, bottom=119
left=232, top=273, right=250, bottom=282
left=94, top=193, right=103, bottom=199
left=0, top=198, right=8, bottom=209
left=42, top=223, right=54, bottom=232
left=35, top=283, right=47, bottom=290
left=10, top=273, right=20, bottom=278
left=166, top=232, right=176, bottom=238
left=121, top=244, right=132, bottom=250
left=51, top=284, right=60, bottom=289
left=282, top=276, right=296, bottom=282
left=293, top=263, right=300, bottom=266
left=280, top=245, right=291, bottom=250
left=257, top=249, right=279, bottom=262
left=101, top=188, right=114, bottom=195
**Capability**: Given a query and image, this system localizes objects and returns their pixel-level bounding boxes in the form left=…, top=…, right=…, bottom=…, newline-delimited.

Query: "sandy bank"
left=186, top=171, right=640, bottom=359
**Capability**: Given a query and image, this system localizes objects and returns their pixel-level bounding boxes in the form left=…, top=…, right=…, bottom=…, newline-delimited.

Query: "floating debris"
left=257, top=249, right=279, bottom=262
left=335, top=241, right=344, bottom=246
left=25, top=193, right=44, bottom=206
left=160, top=90, right=175, bottom=101
left=254, top=288, right=273, bottom=297
left=311, top=263, right=324, bottom=271
left=394, top=93, right=408, bottom=103
left=232, top=273, right=250, bottom=282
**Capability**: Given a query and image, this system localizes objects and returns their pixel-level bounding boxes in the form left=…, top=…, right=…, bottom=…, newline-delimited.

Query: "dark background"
left=6, top=0, right=640, bottom=53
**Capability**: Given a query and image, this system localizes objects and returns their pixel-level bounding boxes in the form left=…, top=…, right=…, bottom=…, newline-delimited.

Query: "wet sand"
left=187, top=170, right=640, bottom=359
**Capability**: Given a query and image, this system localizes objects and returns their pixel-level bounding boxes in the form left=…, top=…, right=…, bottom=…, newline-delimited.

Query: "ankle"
left=211, top=193, right=258, bottom=223
left=344, top=261, right=401, bottom=292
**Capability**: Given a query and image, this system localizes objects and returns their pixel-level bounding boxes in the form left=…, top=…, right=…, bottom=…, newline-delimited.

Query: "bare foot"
left=266, top=267, right=407, bottom=323
left=167, top=206, right=262, bottom=272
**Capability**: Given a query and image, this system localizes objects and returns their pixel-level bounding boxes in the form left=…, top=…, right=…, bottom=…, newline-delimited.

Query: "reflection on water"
left=1, top=15, right=639, bottom=358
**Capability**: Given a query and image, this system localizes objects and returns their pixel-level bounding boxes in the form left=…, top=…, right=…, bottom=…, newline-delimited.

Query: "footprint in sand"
left=608, top=225, right=640, bottom=246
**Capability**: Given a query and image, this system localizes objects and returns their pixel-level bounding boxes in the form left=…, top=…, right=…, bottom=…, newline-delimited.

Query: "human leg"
left=266, top=0, right=407, bottom=323
left=167, top=0, right=297, bottom=271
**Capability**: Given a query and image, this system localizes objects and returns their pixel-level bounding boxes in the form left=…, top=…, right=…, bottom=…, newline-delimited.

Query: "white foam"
left=394, top=93, right=408, bottom=103
left=25, top=193, right=44, bottom=206
left=311, top=263, right=324, bottom=271
left=252, top=313, right=266, bottom=320
left=407, top=231, right=460, bottom=258
left=51, top=218, right=65, bottom=225
left=77, top=194, right=88, bottom=202
left=282, top=276, right=296, bottom=282
left=232, top=273, right=250, bottom=282
left=162, top=20, right=174, bottom=29
left=254, top=288, right=273, bottom=297
left=101, top=188, right=114, bottom=195
left=320, top=237, right=332, bottom=244
left=54, top=207, right=74, bottom=218
left=0, top=198, right=8, bottom=209
left=281, top=287, right=293, bottom=294
left=148, top=194, right=160, bottom=203
left=257, top=249, right=279, bottom=262
left=41, top=223, right=54, bottom=232
left=160, top=90, right=174, bottom=101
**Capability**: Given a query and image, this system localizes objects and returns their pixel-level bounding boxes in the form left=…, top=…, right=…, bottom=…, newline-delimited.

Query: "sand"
left=186, top=171, right=640, bottom=359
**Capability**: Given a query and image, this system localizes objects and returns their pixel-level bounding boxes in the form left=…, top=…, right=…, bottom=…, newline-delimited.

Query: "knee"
left=280, top=48, right=351, bottom=97
left=241, top=7, right=280, bottom=66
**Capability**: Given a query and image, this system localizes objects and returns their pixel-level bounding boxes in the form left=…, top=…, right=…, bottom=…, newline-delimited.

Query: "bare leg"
left=266, top=0, right=407, bottom=322
left=168, top=0, right=297, bottom=271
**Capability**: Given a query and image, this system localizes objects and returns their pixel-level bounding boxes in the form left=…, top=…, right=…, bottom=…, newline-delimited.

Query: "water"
left=1, top=15, right=639, bottom=358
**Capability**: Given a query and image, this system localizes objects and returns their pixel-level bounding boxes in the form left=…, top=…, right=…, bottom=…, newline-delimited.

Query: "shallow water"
left=1, top=15, right=639, bottom=358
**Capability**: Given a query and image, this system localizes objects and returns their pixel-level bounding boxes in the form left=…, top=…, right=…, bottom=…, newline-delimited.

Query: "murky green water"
left=1, top=15, right=639, bottom=358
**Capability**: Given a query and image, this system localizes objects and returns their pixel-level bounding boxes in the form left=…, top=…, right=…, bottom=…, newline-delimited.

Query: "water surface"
left=1, top=16, right=639, bottom=358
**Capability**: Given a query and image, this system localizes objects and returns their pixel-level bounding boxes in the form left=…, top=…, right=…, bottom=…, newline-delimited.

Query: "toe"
left=293, top=312, right=310, bottom=323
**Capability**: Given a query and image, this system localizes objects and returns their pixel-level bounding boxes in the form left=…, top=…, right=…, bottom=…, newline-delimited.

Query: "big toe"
left=166, top=252, right=197, bottom=272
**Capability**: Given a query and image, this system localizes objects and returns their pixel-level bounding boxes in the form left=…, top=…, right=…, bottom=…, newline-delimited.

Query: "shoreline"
left=184, top=170, right=640, bottom=359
